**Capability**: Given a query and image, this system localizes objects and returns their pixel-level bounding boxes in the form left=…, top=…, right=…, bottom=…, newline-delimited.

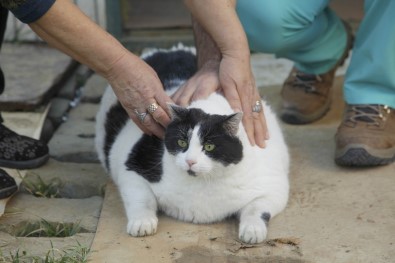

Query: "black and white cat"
left=95, top=45, right=289, bottom=244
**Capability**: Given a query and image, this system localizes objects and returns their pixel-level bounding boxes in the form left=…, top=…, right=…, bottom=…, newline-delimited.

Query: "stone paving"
left=0, top=57, right=108, bottom=259
left=1, top=43, right=395, bottom=263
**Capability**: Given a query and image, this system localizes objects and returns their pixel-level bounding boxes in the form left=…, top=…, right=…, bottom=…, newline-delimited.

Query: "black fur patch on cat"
left=261, top=212, right=271, bottom=225
left=198, top=114, right=243, bottom=166
left=104, top=102, right=129, bottom=170
left=165, top=108, right=243, bottom=166
left=143, top=50, right=197, bottom=89
left=125, top=134, right=164, bottom=183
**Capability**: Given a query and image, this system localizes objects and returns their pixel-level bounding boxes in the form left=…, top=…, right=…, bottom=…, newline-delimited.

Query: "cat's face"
left=164, top=105, right=243, bottom=177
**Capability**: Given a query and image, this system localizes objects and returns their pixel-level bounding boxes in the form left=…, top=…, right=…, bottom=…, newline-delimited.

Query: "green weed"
left=0, top=241, right=91, bottom=263
left=13, top=220, right=83, bottom=238
left=21, top=174, right=62, bottom=198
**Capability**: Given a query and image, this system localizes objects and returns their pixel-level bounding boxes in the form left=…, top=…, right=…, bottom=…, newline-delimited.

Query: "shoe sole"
left=335, top=144, right=395, bottom=167
left=0, top=185, right=18, bottom=199
left=0, top=154, right=49, bottom=170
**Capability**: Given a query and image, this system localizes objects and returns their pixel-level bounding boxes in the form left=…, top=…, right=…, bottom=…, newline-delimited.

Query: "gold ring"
left=147, top=102, right=159, bottom=114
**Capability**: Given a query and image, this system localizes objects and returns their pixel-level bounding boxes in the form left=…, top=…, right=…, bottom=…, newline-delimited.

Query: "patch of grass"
left=21, top=174, right=62, bottom=198
left=12, top=220, right=83, bottom=238
left=0, top=241, right=91, bottom=263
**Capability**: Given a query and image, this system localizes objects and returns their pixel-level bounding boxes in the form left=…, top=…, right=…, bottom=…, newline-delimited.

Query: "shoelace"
left=291, top=72, right=323, bottom=94
left=347, top=105, right=391, bottom=126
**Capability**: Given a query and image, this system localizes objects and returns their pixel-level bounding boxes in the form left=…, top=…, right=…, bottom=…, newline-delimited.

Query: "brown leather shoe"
left=335, top=104, right=395, bottom=167
left=280, top=22, right=354, bottom=124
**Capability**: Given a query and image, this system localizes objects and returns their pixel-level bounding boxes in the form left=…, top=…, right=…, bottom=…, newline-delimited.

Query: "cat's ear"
left=167, top=103, right=189, bottom=120
left=223, top=112, right=243, bottom=136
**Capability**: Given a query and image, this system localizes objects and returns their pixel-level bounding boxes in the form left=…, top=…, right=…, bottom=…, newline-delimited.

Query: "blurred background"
left=4, top=0, right=364, bottom=52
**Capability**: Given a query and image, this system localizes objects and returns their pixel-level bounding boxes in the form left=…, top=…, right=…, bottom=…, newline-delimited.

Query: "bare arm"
left=29, top=0, right=172, bottom=138
left=172, top=17, right=221, bottom=106
left=182, top=0, right=268, bottom=147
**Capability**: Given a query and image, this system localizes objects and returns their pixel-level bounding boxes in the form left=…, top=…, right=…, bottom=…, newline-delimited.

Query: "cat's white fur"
left=95, top=55, right=289, bottom=245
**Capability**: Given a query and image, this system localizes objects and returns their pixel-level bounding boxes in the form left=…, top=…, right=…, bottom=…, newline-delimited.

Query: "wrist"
left=98, top=50, right=135, bottom=81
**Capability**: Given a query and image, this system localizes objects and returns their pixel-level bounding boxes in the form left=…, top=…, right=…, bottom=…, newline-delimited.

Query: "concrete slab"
left=48, top=103, right=99, bottom=163
left=22, top=159, right=108, bottom=199
left=0, top=43, right=77, bottom=111
left=89, top=76, right=395, bottom=263
left=1, top=194, right=102, bottom=233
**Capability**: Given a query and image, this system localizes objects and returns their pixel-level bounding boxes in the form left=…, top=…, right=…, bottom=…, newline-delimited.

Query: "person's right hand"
left=104, top=52, right=173, bottom=139
left=219, top=53, right=268, bottom=148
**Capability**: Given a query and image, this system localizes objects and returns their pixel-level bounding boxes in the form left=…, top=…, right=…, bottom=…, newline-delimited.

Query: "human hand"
left=105, top=52, right=173, bottom=139
left=172, top=61, right=220, bottom=106
left=219, top=54, right=269, bottom=148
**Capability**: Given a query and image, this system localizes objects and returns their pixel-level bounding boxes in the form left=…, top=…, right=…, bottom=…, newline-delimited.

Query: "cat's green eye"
left=204, top=143, right=216, bottom=152
left=177, top=139, right=188, bottom=148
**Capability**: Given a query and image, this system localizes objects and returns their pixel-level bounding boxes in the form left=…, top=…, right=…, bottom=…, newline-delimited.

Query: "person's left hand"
left=172, top=61, right=220, bottom=106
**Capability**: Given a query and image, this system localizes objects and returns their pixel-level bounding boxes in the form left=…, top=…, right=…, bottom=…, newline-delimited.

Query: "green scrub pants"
left=237, top=0, right=395, bottom=108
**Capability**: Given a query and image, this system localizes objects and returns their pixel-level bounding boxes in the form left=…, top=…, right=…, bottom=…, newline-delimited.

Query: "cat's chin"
left=185, top=169, right=209, bottom=178
left=187, top=170, right=197, bottom=176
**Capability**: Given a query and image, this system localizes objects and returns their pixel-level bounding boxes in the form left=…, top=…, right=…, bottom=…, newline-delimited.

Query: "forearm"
left=184, top=0, right=250, bottom=59
left=28, top=0, right=129, bottom=78
left=192, top=17, right=221, bottom=69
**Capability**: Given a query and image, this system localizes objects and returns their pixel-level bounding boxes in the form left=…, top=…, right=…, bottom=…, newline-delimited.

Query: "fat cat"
left=95, top=45, right=289, bottom=244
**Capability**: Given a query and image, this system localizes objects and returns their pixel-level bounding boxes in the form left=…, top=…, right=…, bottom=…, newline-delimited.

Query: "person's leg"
left=343, top=1, right=395, bottom=108
left=237, top=0, right=345, bottom=74
left=236, top=0, right=353, bottom=124
left=0, top=8, right=17, bottom=199
left=0, top=7, right=49, bottom=170
left=335, top=0, right=395, bottom=167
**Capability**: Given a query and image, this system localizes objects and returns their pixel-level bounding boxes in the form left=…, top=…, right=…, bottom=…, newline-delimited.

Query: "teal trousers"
left=237, top=0, right=395, bottom=108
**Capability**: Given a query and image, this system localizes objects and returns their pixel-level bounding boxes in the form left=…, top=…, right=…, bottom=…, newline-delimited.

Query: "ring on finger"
left=134, top=109, right=148, bottom=123
left=147, top=102, right=159, bottom=114
left=252, top=100, right=262, bottom=113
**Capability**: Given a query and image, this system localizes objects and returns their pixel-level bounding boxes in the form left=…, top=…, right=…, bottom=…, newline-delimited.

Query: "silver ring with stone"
left=134, top=109, right=147, bottom=123
left=147, top=102, right=159, bottom=114
left=252, top=100, right=262, bottom=113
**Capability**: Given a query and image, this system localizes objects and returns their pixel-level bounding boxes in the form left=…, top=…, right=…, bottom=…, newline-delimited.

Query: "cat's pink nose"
left=187, top=159, right=197, bottom=168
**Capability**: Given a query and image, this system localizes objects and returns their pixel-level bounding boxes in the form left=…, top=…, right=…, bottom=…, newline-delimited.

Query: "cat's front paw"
left=238, top=219, right=267, bottom=244
left=127, top=216, right=158, bottom=237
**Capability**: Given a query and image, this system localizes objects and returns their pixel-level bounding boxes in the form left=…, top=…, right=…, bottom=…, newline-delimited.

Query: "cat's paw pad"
left=127, top=217, right=158, bottom=237
left=239, top=221, right=267, bottom=244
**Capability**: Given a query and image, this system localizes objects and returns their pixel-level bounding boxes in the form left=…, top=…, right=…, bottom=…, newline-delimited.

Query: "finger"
left=252, top=110, right=267, bottom=148
left=132, top=120, right=151, bottom=135
left=190, top=78, right=219, bottom=102
left=222, top=84, right=243, bottom=113
left=171, top=88, right=182, bottom=105
left=240, top=93, right=256, bottom=147
left=242, top=108, right=255, bottom=147
left=143, top=114, right=166, bottom=139
left=253, top=89, right=269, bottom=140
left=134, top=111, right=165, bottom=139
left=130, top=114, right=152, bottom=135
left=147, top=101, right=172, bottom=128
left=172, top=82, right=196, bottom=107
